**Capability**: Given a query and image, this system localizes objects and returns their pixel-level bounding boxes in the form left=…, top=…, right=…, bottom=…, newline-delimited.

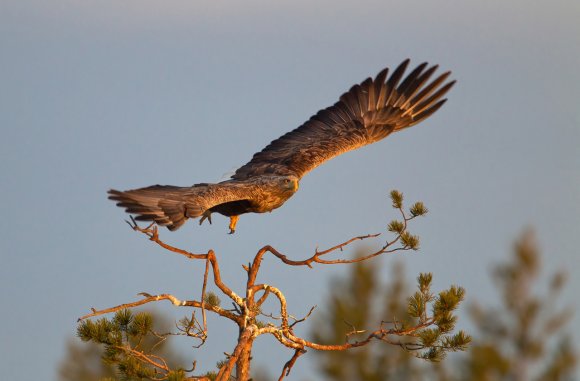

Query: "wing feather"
left=107, top=182, right=262, bottom=230
left=375, top=67, right=389, bottom=108
left=232, top=59, right=455, bottom=179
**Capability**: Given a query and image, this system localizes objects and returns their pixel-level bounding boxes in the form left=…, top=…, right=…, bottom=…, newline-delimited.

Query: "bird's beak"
left=293, top=179, right=299, bottom=192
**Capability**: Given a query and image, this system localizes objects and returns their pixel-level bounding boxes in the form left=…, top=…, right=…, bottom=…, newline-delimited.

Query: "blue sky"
left=1, top=1, right=579, bottom=379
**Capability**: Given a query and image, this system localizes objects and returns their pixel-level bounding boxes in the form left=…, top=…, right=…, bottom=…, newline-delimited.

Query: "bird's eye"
left=284, top=179, right=290, bottom=183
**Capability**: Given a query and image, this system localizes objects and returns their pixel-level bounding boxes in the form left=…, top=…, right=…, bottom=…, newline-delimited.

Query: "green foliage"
left=76, top=310, right=188, bottom=381
left=113, top=309, right=132, bottom=328
left=402, top=274, right=470, bottom=362
left=417, top=273, right=432, bottom=293
left=433, top=311, right=457, bottom=334
left=204, top=291, right=221, bottom=307
left=431, top=286, right=464, bottom=334
left=131, top=312, right=153, bottom=336
left=77, top=317, right=119, bottom=346
left=443, top=330, right=471, bottom=351
left=386, top=190, right=427, bottom=251
left=407, top=273, right=434, bottom=321
left=409, top=202, right=428, bottom=217
left=400, top=231, right=420, bottom=250
left=419, top=347, right=444, bottom=362
left=407, top=291, right=427, bottom=320
left=418, top=328, right=440, bottom=347
left=388, top=220, right=405, bottom=234
left=390, top=190, right=404, bottom=209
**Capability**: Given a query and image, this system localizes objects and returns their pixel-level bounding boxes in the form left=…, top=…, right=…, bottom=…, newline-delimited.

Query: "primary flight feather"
left=109, top=59, right=455, bottom=233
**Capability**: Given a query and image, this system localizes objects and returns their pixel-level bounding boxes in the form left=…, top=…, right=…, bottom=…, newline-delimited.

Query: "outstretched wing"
left=232, top=59, right=455, bottom=180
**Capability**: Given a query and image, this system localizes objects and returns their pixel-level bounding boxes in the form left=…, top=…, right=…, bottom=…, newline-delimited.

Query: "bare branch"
left=128, top=217, right=207, bottom=260
left=128, top=219, right=245, bottom=309
left=249, top=229, right=414, bottom=269
left=78, top=293, right=240, bottom=323
left=255, top=288, right=271, bottom=309
left=173, top=312, right=208, bottom=348
left=200, top=257, right=210, bottom=341
left=278, top=349, right=306, bottom=381
left=344, top=320, right=367, bottom=340
left=289, top=306, right=317, bottom=328
left=315, top=233, right=382, bottom=256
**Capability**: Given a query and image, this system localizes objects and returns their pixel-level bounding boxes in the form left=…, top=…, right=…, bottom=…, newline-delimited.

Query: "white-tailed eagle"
left=109, top=59, right=455, bottom=233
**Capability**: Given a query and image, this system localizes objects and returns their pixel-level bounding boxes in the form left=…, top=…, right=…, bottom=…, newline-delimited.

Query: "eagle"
left=109, top=59, right=455, bottom=234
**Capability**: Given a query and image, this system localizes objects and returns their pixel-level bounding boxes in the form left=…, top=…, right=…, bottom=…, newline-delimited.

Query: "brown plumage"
left=109, top=59, right=455, bottom=233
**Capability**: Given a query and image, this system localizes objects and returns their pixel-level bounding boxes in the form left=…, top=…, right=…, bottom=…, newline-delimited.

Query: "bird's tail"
left=108, top=185, right=204, bottom=231
left=339, top=59, right=456, bottom=141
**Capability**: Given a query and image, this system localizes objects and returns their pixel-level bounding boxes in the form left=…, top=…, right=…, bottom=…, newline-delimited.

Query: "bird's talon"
left=199, top=211, right=213, bottom=226
left=228, top=215, right=239, bottom=234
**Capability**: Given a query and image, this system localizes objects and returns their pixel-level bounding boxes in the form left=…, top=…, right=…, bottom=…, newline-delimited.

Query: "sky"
left=0, top=0, right=579, bottom=380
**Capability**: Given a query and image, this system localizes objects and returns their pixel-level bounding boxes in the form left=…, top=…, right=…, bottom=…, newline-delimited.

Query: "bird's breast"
left=250, top=190, right=294, bottom=213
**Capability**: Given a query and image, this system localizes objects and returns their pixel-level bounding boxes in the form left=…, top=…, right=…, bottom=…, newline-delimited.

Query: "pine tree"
left=74, top=191, right=469, bottom=380
left=458, top=230, right=577, bottom=381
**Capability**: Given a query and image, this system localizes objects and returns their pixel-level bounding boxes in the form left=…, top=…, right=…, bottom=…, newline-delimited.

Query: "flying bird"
left=109, top=59, right=455, bottom=234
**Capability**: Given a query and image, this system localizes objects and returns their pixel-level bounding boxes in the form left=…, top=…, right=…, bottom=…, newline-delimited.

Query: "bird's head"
left=279, top=175, right=300, bottom=193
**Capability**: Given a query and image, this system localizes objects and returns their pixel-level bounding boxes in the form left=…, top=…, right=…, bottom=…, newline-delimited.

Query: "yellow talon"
left=228, top=215, right=239, bottom=234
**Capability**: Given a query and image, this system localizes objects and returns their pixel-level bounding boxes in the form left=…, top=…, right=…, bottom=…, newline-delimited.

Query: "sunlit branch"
left=127, top=218, right=244, bottom=308
left=78, top=293, right=240, bottom=323
left=278, top=348, right=306, bottom=381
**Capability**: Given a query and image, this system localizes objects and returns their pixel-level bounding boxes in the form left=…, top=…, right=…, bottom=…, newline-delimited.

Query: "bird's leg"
left=199, top=210, right=212, bottom=225
left=228, top=215, right=239, bottom=234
